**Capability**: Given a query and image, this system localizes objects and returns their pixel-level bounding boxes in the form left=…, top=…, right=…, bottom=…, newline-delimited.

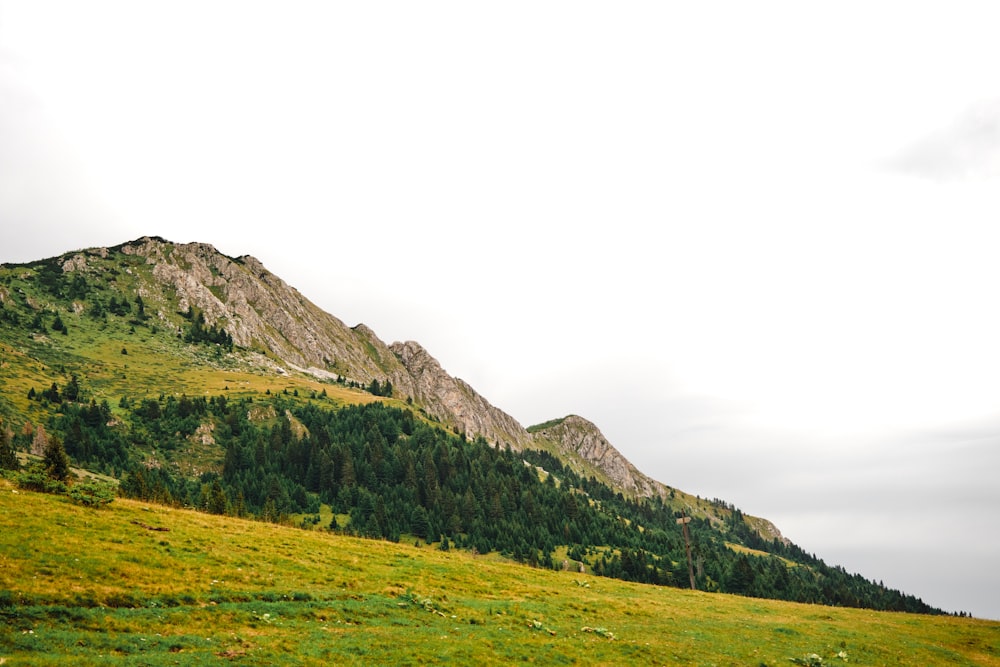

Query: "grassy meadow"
left=1, top=478, right=998, bottom=666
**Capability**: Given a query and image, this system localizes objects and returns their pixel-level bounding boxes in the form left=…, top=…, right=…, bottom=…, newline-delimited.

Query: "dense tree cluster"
left=366, top=378, right=393, bottom=397
left=15, top=392, right=940, bottom=615
left=0, top=423, right=18, bottom=471
left=182, top=307, right=233, bottom=350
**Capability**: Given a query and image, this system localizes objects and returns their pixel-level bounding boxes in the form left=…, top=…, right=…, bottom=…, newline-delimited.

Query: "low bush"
left=69, top=478, right=116, bottom=508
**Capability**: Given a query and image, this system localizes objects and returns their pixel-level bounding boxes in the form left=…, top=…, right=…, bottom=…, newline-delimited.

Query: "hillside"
left=0, top=237, right=762, bottom=515
left=2, top=480, right=998, bottom=666
left=0, top=238, right=944, bottom=612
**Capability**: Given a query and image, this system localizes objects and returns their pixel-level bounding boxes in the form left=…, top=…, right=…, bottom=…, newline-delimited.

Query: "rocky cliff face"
left=528, top=415, right=785, bottom=539
left=390, top=340, right=533, bottom=451
left=61, top=237, right=531, bottom=450
left=529, top=415, right=666, bottom=499
left=109, top=237, right=416, bottom=394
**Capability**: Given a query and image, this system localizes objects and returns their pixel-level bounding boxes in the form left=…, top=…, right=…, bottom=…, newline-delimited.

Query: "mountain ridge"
left=2, top=236, right=778, bottom=532
left=0, top=235, right=951, bottom=613
left=51, top=240, right=698, bottom=491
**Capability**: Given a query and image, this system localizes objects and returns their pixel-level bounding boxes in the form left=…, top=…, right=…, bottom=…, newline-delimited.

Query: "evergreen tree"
left=88, top=297, right=105, bottom=320
left=0, top=424, right=18, bottom=471
left=64, top=374, right=81, bottom=402
left=41, top=383, right=61, bottom=403
left=43, top=434, right=71, bottom=482
left=410, top=505, right=431, bottom=539
left=231, top=489, right=247, bottom=517
left=207, top=478, right=228, bottom=515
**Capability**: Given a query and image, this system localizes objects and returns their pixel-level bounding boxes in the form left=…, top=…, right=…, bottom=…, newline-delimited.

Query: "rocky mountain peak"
left=529, top=414, right=665, bottom=499
left=99, top=237, right=413, bottom=393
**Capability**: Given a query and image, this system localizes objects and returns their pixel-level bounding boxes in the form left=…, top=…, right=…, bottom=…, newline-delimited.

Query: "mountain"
left=0, top=237, right=941, bottom=613
left=16, top=238, right=671, bottom=488
left=115, top=237, right=417, bottom=391
left=34, top=237, right=777, bottom=529
left=54, top=238, right=536, bottom=453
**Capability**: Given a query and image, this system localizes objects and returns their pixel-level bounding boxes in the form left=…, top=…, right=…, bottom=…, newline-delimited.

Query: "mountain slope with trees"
left=0, top=237, right=945, bottom=614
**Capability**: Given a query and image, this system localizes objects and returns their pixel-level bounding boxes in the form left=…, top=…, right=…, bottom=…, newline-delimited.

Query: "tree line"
left=1, top=391, right=942, bottom=615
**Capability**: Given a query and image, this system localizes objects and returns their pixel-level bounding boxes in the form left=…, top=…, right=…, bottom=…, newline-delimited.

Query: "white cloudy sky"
left=2, top=1, right=1000, bottom=619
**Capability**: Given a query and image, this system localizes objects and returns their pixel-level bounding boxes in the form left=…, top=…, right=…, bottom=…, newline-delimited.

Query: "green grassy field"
left=1, top=478, right=998, bottom=666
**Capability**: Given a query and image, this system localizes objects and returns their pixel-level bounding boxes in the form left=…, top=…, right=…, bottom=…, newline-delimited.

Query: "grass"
left=0, top=253, right=382, bottom=402
left=0, top=283, right=398, bottom=432
left=2, top=478, right=998, bottom=665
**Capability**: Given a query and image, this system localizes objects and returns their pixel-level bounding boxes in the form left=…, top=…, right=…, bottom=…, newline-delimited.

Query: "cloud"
left=887, top=99, right=1000, bottom=181
left=0, top=58, right=126, bottom=262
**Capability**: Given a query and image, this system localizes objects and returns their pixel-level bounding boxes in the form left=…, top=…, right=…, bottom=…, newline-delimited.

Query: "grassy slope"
left=0, top=254, right=391, bottom=422
left=0, top=259, right=402, bottom=481
left=2, top=479, right=998, bottom=666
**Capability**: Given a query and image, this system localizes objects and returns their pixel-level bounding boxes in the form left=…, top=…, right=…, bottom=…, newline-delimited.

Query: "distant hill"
left=0, top=237, right=942, bottom=612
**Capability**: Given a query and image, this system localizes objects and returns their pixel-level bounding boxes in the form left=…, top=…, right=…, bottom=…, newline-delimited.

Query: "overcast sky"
left=2, top=1, right=999, bottom=619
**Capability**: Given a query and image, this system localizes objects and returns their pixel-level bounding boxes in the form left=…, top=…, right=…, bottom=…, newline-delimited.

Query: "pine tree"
left=64, top=374, right=81, bottom=402
left=0, top=424, right=18, bottom=471
left=207, top=478, right=228, bottom=515
left=232, top=489, right=247, bottom=517
left=339, top=449, right=356, bottom=488
left=410, top=505, right=431, bottom=539
left=43, top=434, right=71, bottom=482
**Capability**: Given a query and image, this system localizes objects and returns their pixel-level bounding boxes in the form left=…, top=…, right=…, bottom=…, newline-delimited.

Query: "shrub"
left=0, top=590, right=15, bottom=609
left=15, top=462, right=68, bottom=495
left=104, top=592, right=141, bottom=608
left=69, top=479, right=116, bottom=508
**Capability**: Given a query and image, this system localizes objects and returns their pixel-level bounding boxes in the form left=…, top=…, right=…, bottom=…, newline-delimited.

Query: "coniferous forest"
left=7, top=391, right=940, bottom=615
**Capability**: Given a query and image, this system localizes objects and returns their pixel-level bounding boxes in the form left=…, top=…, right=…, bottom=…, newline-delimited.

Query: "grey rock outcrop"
left=390, top=340, right=532, bottom=451
left=113, top=237, right=415, bottom=394
left=529, top=415, right=664, bottom=498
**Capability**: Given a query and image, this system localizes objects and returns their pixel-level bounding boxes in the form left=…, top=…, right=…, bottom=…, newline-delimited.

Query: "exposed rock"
left=247, top=405, right=277, bottom=422
left=118, top=237, right=416, bottom=395
left=529, top=415, right=663, bottom=498
left=745, top=515, right=786, bottom=543
left=191, top=422, right=216, bottom=446
left=61, top=254, right=89, bottom=272
left=285, top=409, right=309, bottom=441
left=390, top=340, right=532, bottom=451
